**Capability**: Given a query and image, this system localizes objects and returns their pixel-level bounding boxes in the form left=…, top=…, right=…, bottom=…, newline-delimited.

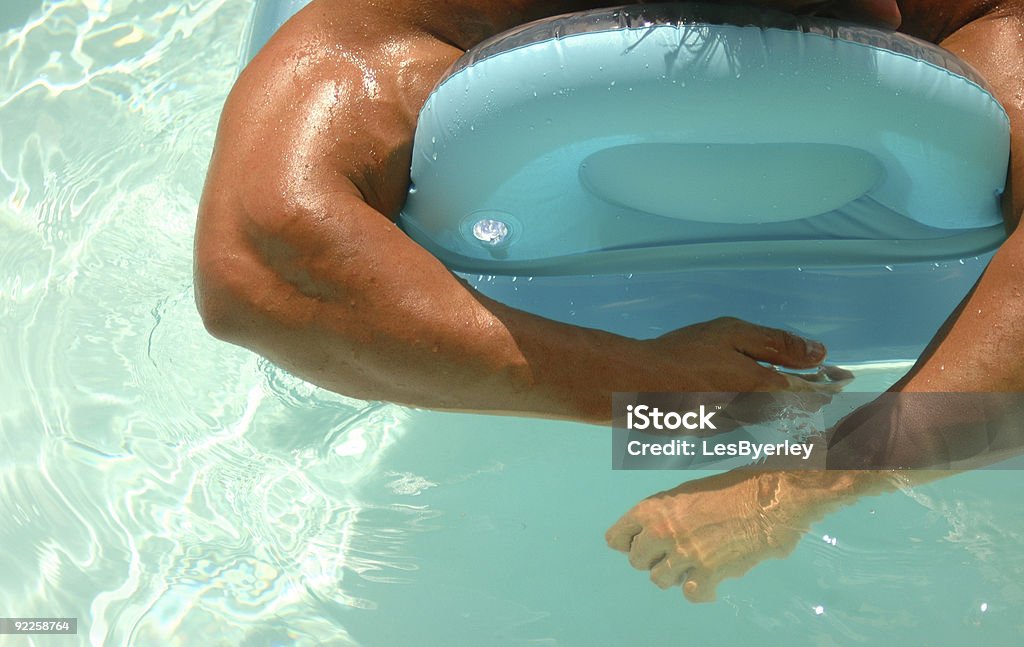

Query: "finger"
left=725, top=321, right=827, bottom=369
left=780, top=367, right=854, bottom=396
left=605, top=516, right=643, bottom=552
left=780, top=372, right=844, bottom=394
left=650, top=554, right=693, bottom=590
left=738, top=363, right=844, bottom=396
left=822, top=364, right=856, bottom=383
left=793, top=365, right=855, bottom=385
left=682, top=568, right=719, bottom=603
left=626, top=531, right=668, bottom=571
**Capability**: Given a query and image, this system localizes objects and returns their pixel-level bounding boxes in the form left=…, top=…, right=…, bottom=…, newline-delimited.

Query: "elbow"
left=193, top=194, right=273, bottom=344
left=196, top=293, right=236, bottom=344
left=193, top=236, right=259, bottom=344
left=194, top=257, right=243, bottom=342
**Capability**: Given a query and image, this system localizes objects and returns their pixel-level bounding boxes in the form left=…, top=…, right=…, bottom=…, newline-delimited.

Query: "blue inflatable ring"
left=398, top=3, right=1009, bottom=274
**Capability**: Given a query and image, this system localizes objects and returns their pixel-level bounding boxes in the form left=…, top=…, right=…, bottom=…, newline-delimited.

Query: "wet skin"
left=604, top=0, right=1024, bottom=603
left=196, top=0, right=1024, bottom=601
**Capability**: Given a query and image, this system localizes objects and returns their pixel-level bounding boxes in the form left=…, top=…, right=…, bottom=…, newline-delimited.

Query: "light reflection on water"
left=1, top=1, right=1023, bottom=645
left=0, top=1, right=424, bottom=644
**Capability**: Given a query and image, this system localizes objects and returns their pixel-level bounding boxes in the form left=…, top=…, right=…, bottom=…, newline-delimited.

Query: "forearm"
left=715, top=468, right=957, bottom=540
left=766, top=469, right=945, bottom=519
left=895, top=228, right=1024, bottom=392
left=197, top=188, right=649, bottom=422
left=896, top=6, right=1024, bottom=393
left=197, top=0, right=842, bottom=421
left=194, top=0, right=637, bottom=421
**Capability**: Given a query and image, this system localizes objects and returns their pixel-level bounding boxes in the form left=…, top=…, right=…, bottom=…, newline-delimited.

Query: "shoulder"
left=899, top=0, right=1023, bottom=41
left=261, top=0, right=591, bottom=53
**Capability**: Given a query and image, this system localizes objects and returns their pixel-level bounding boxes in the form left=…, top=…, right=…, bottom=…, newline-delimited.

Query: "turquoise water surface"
left=1, top=1, right=1023, bottom=645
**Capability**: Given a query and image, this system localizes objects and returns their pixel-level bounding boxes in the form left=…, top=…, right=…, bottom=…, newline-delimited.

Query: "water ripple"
left=3, top=1, right=1024, bottom=645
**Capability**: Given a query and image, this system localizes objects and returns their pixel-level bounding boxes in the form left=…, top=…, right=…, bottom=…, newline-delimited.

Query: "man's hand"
left=605, top=470, right=889, bottom=602
left=642, top=317, right=831, bottom=393
left=606, top=472, right=808, bottom=603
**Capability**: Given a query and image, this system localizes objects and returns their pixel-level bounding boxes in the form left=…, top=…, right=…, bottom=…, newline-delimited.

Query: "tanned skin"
left=196, top=0, right=1024, bottom=602
left=195, top=0, right=851, bottom=426
left=603, top=0, right=1024, bottom=603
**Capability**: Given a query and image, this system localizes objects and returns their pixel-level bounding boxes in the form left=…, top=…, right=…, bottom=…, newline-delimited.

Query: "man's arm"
left=818, top=1, right=1024, bottom=468
left=759, top=1, right=1024, bottom=535
left=892, top=1, right=1024, bottom=393
left=194, top=0, right=828, bottom=423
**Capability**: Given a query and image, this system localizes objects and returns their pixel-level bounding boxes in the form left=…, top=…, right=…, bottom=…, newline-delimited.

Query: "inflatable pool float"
left=242, top=1, right=1009, bottom=363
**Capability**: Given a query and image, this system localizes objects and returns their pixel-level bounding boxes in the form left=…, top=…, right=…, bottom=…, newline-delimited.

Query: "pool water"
left=1, top=1, right=1023, bottom=645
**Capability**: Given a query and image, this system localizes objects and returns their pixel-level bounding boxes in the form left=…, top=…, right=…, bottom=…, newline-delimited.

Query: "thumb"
left=682, top=569, right=719, bottom=603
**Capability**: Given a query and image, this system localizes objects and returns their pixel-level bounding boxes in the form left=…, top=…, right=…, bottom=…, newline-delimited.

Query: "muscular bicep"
left=213, top=4, right=465, bottom=220
left=940, top=3, right=1024, bottom=229
left=195, top=1, right=469, bottom=333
